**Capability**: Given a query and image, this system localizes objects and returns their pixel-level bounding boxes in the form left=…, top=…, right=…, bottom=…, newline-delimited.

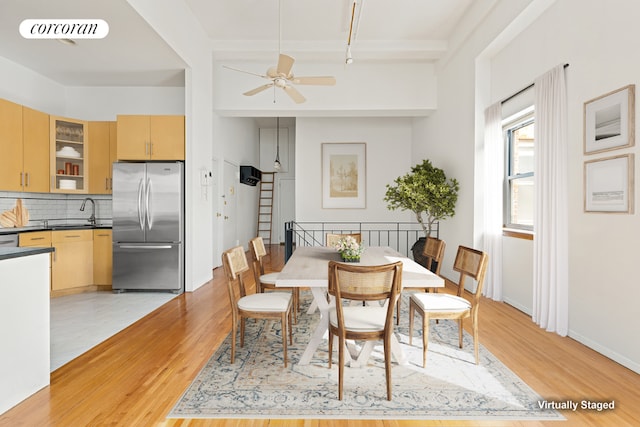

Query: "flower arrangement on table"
left=334, top=236, right=365, bottom=262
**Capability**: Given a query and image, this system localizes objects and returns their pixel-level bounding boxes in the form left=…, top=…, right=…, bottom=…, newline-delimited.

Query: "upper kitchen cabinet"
left=0, top=99, right=49, bottom=192
left=116, top=115, right=185, bottom=160
left=50, top=116, right=89, bottom=193
left=88, top=121, right=116, bottom=194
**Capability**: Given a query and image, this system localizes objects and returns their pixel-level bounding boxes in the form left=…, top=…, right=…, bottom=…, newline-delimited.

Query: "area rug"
left=169, top=293, right=563, bottom=421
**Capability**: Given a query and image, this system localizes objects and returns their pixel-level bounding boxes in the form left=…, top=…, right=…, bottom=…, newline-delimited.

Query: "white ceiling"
left=0, top=0, right=473, bottom=87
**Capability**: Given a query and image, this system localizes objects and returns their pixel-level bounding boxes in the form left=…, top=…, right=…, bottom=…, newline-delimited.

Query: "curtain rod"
left=500, top=63, right=570, bottom=105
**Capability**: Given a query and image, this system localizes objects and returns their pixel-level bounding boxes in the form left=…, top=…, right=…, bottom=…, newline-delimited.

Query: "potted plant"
left=383, top=159, right=459, bottom=268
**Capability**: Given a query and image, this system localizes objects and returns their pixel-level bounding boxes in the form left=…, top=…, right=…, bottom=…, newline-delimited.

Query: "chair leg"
left=240, top=318, right=246, bottom=348
left=384, top=336, right=392, bottom=401
left=473, top=320, right=479, bottom=365
left=408, top=302, right=414, bottom=345
left=422, top=313, right=429, bottom=368
left=396, top=298, right=401, bottom=325
left=230, top=322, right=237, bottom=364
left=458, top=319, right=463, bottom=349
left=281, top=312, right=288, bottom=368
left=338, top=335, right=345, bottom=400
left=288, top=309, right=293, bottom=345
left=328, top=329, right=333, bottom=368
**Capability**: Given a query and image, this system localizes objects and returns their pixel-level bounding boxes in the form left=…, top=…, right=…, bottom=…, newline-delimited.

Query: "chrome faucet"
left=80, top=197, right=96, bottom=225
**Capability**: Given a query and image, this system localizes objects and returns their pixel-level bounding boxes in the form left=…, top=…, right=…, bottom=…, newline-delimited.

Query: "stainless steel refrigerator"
left=112, top=161, right=184, bottom=293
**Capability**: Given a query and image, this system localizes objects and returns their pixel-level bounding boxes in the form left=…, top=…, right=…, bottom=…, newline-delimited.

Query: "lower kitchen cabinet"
left=93, top=229, right=112, bottom=288
left=51, top=230, right=93, bottom=292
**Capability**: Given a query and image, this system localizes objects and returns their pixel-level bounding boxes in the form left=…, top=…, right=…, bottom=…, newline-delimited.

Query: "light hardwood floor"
left=1, top=245, right=638, bottom=426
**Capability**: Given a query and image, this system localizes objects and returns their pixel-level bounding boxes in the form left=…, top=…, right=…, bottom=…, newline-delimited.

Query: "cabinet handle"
left=20, top=172, right=24, bottom=187
left=150, top=142, right=153, bottom=156
left=31, top=237, right=45, bottom=241
left=105, top=177, right=109, bottom=190
left=145, top=142, right=149, bottom=156
left=65, top=235, right=81, bottom=238
left=25, top=172, right=30, bottom=187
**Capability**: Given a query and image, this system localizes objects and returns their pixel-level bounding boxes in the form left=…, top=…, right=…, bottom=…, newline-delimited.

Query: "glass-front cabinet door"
left=50, top=116, right=88, bottom=193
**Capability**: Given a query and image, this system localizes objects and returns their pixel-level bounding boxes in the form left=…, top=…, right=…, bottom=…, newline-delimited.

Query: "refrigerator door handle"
left=145, top=177, right=153, bottom=230
left=137, top=178, right=145, bottom=231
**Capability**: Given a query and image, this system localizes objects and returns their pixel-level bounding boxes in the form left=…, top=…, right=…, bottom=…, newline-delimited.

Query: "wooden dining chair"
left=221, top=245, right=293, bottom=367
left=408, top=245, right=488, bottom=367
left=396, top=237, right=446, bottom=324
left=327, top=260, right=403, bottom=400
left=325, top=233, right=362, bottom=247
left=249, top=236, right=299, bottom=323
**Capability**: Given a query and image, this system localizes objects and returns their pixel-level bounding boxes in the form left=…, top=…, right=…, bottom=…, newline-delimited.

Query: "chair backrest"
left=328, top=260, right=403, bottom=329
left=423, top=237, right=446, bottom=275
left=221, top=246, right=251, bottom=311
left=326, top=233, right=362, bottom=247
left=249, top=236, right=267, bottom=261
left=452, top=246, right=489, bottom=300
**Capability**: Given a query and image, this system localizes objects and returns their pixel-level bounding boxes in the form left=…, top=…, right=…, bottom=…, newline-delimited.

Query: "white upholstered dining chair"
left=408, top=245, right=488, bottom=367
left=221, top=245, right=293, bottom=367
left=327, top=260, right=403, bottom=400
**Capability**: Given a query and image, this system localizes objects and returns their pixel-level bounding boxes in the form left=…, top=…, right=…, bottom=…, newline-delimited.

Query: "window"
left=504, top=110, right=534, bottom=230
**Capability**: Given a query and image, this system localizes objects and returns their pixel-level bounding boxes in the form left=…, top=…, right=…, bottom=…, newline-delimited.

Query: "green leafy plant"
left=384, top=159, right=459, bottom=236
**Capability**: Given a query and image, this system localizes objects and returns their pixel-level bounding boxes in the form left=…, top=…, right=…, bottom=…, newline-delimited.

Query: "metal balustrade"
left=284, top=221, right=439, bottom=262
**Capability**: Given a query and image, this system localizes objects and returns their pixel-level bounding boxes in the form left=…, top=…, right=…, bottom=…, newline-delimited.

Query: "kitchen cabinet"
left=88, top=121, right=116, bottom=194
left=0, top=99, right=49, bottom=192
left=50, top=115, right=89, bottom=193
left=19, top=231, right=52, bottom=248
left=51, top=230, right=93, bottom=292
left=116, top=115, right=184, bottom=160
left=93, top=229, right=112, bottom=288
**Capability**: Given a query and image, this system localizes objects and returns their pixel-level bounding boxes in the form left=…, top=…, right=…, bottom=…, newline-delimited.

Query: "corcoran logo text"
left=19, top=19, right=109, bottom=39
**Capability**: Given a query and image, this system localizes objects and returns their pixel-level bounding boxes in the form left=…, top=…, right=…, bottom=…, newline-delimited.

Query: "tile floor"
left=50, top=291, right=176, bottom=371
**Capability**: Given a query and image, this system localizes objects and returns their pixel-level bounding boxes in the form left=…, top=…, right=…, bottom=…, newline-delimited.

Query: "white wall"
left=214, top=61, right=437, bottom=118
left=127, top=0, right=214, bottom=292
left=486, top=0, right=640, bottom=373
left=65, top=86, right=185, bottom=120
left=0, top=56, right=66, bottom=115
left=295, top=117, right=415, bottom=223
left=218, top=116, right=261, bottom=252
left=411, top=0, right=534, bottom=280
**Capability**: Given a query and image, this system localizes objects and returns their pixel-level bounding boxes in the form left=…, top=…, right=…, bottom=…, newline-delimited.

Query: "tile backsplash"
left=0, top=191, right=112, bottom=227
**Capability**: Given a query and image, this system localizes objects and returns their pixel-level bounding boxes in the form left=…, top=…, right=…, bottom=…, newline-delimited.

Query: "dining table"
left=275, top=245, right=444, bottom=366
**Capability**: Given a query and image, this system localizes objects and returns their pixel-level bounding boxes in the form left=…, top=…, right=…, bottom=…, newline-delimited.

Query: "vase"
left=411, top=237, right=439, bottom=273
left=340, top=253, right=360, bottom=263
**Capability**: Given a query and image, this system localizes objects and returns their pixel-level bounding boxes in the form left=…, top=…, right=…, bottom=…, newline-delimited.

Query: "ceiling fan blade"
left=276, top=54, right=295, bottom=77
left=291, top=76, right=336, bottom=86
left=223, top=65, right=267, bottom=79
left=243, top=83, right=273, bottom=96
left=283, top=85, right=306, bottom=104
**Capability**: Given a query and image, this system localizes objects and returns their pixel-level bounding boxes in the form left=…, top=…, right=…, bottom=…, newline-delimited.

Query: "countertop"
left=0, top=224, right=112, bottom=235
left=0, top=246, right=55, bottom=261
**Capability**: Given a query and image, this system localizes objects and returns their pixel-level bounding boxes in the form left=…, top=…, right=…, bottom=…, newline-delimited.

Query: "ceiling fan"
left=223, top=56, right=336, bottom=104
left=223, top=0, right=336, bottom=104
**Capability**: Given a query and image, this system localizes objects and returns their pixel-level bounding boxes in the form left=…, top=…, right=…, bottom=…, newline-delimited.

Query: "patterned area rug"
left=169, top=293, right=563, bottom=421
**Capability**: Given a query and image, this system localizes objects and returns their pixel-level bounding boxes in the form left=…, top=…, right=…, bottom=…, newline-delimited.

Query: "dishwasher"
left=0, top=233, right=19, bottom=247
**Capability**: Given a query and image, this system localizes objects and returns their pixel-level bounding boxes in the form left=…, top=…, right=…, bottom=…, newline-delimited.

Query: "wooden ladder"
left=257, top=172, right=275, bottom=245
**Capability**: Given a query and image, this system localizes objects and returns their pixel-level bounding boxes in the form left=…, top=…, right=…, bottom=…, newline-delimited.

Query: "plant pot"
left=411, top=237, right=439, bottom=273
left=340, top=254, right=360, bottom=263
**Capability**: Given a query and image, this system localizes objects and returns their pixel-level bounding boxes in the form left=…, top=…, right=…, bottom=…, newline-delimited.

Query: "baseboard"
left=569, top=330, right=640, bottom=375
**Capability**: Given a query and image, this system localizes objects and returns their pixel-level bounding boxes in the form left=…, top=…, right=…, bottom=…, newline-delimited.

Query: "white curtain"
left=533, top=65, right=569, bottom=336
left=482, top=102, right=503, bottom=300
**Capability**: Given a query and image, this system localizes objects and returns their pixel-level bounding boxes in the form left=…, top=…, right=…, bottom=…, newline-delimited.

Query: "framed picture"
left=322, top=143, right=366, bottom=209
left=584, top=84, right=635, bottom=154
left=584, top=154, right=634, bottom=213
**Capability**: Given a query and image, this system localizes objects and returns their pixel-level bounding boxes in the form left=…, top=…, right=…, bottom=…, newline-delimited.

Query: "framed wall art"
left=583, top=84, right=635, bottom=154
left=322, top=143, right=366, bottom=209
left=584, top=154, right=634, bottom=213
